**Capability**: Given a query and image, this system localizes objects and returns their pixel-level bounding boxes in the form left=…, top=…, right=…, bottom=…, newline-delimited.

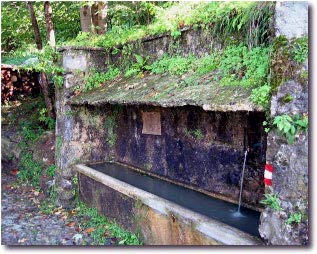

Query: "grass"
left=73, top=201, right=141, bottom=245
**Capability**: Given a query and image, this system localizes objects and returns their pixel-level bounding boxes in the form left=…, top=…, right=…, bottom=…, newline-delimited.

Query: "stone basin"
left=75, top=162, right=263, bottom=245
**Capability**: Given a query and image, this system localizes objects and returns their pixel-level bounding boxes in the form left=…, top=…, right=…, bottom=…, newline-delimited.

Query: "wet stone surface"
left=1, top=172, right=114, bottom=246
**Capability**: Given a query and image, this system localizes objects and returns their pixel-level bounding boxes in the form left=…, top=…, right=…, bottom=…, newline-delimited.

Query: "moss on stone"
left=271, top=35, right=308, bottom=94
left=69, top=72, right=261, bottom=112
left=279, top=94, right=293, bottom=104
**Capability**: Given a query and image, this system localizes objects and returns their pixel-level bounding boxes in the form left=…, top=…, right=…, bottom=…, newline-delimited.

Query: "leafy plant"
left=218, top=44, right=269, bottom=87
left=22, top=46, right=65, bottom=87
left=193, top=53, right=220, bottom=75
left=262, top=120, right=270, bottom=133
left=84, top=66, right=121, bottom=91
left=151, top=54, right=196, bottom=76
left=260, top=193, right=283, bottom=211
left=125, top=54, right=151, bottom=77
left=18, top=152, right=42, bottom=187
left=273, top=113, right=308, bottom=144
left=280, top=94, right=293, bottom=104
left=46, top=165, right=56, bottom=178
left=250, top=85, right=271, bottom=108
left=39, top=108, right=55, bottom=130
left=291, top=36, right=308, bottom=64
left=73, top=201, right=141, bottom=245
left=104, top=106, right=123, bottom=147
left=184, top=128, right=204, bottom=141
left=285, top=212, right=302, bottom=225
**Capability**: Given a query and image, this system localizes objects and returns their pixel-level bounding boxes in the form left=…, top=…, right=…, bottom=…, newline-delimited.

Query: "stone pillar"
left=258, top=2, right=308, bottom=245
left=55, top=47, right=107, bottom=207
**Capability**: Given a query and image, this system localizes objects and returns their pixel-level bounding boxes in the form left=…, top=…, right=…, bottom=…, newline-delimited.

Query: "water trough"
left=75, top=162, right=263, bottom=245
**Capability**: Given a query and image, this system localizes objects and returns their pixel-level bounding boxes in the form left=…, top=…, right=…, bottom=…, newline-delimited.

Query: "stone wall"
left=55, top=48, right=110, bottom=207
left=56, top=3, right=309, bottom=244
left=69, top=104, right=266, bottom=208
left=258, top=1, right=308, bottom=245
left=55, top=27, right=223, bottom=207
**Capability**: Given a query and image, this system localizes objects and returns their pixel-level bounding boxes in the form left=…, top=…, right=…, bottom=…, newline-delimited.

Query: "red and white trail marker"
left=264, top=163, right=273, bottom=186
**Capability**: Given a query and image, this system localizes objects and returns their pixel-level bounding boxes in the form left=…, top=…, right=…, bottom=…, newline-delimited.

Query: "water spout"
left=237, top=149, right=248, bottom=215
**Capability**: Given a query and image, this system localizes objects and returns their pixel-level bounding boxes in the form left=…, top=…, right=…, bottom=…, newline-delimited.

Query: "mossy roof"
left=69, top=72, right=263, bottom=112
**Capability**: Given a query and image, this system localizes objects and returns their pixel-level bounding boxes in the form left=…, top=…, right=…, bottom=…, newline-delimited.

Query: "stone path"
left=1, top=172, right=114, bottom=245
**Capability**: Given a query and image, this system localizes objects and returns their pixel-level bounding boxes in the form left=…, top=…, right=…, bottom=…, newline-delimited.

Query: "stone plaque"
left=142, top=112, right=161, bottom=135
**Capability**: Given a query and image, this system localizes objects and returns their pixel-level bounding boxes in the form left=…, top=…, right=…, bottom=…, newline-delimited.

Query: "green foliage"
left=260, top=193, right=283, bottom=211
left=262, top=120, right=270, bottom=133
left=104, top=106, right=123, bottom=147
left=39, top=108, right=55, bottom=130
left=273, top=113, right=308, bottom=144
left=67, top=2, right=273, bottom=50
left=192, top=129, right=204, bottom=140
left=14, top=45, right=65, bottom=87
left=291, top=36, right=308, bottom=64
left=279, top=94, right=293, bottom=104
left=218, top=44, right=269, bottom=87
left=193, top=53, right=220, bottom=76
left=285, top=212, right=302, bottom=225
left=250, top=85, right=271, bottom=108
left=46, top=165, right=56, bottom=178
left=184, top=128, right=204, bottom=141
left=1, top=1, right=81, bottom=52
left=125, top=54, right=151, bottom=77
left=84, top=67, right=121, bottom=91
left=56, top=136, right=62, bottom=152
left=151, top=54, right=196, bottom=76
left=18, top=152, right=42, bottom=187
left=271, top=35, right=308, bottom=93
left=21, top=125, right=43, bottom=144
left=74, top=201, right=141, bottom=245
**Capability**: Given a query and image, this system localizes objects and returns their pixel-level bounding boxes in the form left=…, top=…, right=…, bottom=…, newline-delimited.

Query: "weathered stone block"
left=275, top=2, right=308, bottom=39
left=63, top=54, right=87, bottom=72
left=270, top=80, right=308, bottom=117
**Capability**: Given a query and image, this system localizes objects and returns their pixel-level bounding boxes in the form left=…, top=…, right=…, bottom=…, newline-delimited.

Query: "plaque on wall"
left=142, top=111, right=161, bottom=135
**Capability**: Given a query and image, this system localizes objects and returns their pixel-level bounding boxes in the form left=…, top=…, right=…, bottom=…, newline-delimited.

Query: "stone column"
left=55, top=47, right=108, bottom=208
left=258, top=2, right=308, bottom=245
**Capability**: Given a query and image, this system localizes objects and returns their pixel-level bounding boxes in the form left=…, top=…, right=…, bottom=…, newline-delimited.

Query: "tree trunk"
left=39, top=72, right=55, bottom=119
left=43, top=1, right=56, bottom=119
left=91, top=3, right=99, bottom=34
left=26, top=2, right=42, bottom=50
left=80, top=5, right=92, bottom=32
left=97, top=1, right=108, bottom=34
left=44, top=1, right=56, bottom=49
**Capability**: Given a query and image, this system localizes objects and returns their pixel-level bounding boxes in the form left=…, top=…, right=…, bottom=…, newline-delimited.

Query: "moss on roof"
left=69, top=72, right=263, bottom=112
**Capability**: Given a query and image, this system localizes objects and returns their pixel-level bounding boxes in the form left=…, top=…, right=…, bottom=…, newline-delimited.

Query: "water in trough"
left=89, top=162, right=261, bottom=237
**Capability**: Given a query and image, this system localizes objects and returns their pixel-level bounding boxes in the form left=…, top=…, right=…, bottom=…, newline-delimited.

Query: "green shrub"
left=124, top=54, right=151, bottom=77
left=39, top=108, right=55, bottom=130
left=219, top=44, right=269, bottom=87
left=250, top=85, right=271, bottom=108
left=46, top=165, right=56, bottom=178
left=291, top=36, right=308, bottom=64
left=285, top=212, right=302, bottom=225
left=273, top=113, right=308, bottom=144
left=84, top=66, right=121, bottom=91
left=151, top=54, right=196, bottom=76
left=260, top=193, right=283, bottom=211
left=18, top=152, right=42, bottom=187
